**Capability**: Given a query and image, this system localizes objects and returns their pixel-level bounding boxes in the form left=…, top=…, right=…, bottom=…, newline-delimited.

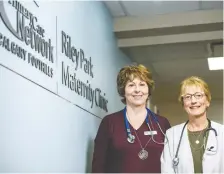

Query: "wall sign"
left=0, top=0, right=54, bottom=77
left=0, top=0, right=109, bottom=114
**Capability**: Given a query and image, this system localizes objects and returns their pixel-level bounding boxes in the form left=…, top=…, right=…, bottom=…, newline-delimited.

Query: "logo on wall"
left=0, top=1, right=109, bottom=113
left=0, top=0, right=54, bottom=78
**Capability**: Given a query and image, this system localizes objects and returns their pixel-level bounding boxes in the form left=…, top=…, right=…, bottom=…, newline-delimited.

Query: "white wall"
left=0, top=1, right=130, bottom=172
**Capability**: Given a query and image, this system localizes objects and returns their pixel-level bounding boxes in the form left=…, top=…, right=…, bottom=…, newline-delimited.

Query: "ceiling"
left=104, top=1, right=223, bottom=104
left=104, top=1, right=223, bottom=17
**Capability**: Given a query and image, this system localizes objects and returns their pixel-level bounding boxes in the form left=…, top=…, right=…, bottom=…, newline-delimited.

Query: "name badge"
left=144, top=131, right=157, bottom=136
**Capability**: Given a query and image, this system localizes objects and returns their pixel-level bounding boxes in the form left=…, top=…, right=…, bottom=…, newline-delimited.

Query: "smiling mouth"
left=133, top=95, right=142, bottom=98
left=190, top=106, right=201, bottom=109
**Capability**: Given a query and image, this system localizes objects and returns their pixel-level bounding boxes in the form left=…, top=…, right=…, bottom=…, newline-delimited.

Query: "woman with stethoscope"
left=161, top=76, right=224, bottom=173
left=92, top=64, right=171, bottom=173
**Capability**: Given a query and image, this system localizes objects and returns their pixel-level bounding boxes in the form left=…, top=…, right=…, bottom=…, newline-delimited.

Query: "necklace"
left=188, top=130, right=205, bottom=151
left=127, top=113, right=151, bottom=160
left=188, top=122, right=208, bottom=144
left=194, top=130, right=203, bottom=144
left=133, top=129, right=151, bottom=160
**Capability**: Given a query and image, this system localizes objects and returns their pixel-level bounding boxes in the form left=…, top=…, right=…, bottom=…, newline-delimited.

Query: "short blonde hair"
left=117, top=64, right=155, bottom=104
left=178, top=76, right=211, bottom=103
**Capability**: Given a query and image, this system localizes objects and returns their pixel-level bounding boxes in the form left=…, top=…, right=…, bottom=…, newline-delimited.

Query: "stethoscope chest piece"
left=127, top=134, right=135, bottom=143
left=173, top=157, right=179, bottom=167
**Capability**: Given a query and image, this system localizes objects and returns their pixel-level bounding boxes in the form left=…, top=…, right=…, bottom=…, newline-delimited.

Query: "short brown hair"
left=117, top=64, right=155, bottom=104
left=178, top=76, right=211, bottom=103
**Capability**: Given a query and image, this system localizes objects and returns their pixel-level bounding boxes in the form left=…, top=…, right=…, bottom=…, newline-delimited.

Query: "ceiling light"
left=207, top=57, right=224, bottom=70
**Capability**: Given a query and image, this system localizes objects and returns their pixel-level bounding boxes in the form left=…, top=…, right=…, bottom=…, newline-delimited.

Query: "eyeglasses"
left=182, top=92, right=205, bottom=102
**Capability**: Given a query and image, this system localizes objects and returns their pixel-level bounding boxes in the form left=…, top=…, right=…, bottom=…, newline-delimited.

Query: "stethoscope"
left=172, top=119, right=218, bottom=167
left=123, top=107, right=168, bottom=145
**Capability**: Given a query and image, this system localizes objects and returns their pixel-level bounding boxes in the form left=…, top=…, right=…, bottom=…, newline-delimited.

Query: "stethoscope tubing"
left=123, top=107, right=168, bottom=144
left=173, top=119, right=218, bottom=167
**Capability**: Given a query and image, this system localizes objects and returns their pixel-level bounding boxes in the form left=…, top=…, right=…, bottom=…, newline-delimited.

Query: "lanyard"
left=123, top=107, right=150, bottom=137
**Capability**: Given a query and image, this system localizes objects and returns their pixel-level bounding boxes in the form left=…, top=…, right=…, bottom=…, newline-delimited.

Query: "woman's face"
left=124, top=78, right=149, bottom=107
left=182, top=85, right=210, bottom=118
